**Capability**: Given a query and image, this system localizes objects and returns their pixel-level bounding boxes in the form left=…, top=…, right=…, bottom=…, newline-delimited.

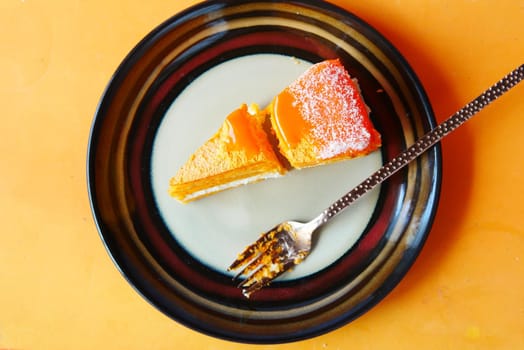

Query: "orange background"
left=1, top=0, right=523, bottom=349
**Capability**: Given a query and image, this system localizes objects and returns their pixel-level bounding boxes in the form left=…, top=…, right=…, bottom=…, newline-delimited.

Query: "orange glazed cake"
left=169, top=59, right=382, bottom=203
left=267, top=59, right=381, bottom=169
left=169, top=104, right=286, bottom=203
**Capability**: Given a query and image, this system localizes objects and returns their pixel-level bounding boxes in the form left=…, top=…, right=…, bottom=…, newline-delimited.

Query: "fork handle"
left=319, top=64, right=524, bottom=223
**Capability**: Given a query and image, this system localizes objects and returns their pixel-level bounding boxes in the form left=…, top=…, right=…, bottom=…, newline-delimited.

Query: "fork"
left=228, top=64, right=524, bottom=298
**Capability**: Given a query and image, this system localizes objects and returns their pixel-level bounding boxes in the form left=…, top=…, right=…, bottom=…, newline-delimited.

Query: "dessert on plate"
left=169, top=103, right=286, bottom=203
left=169, top=59, right=381, bottom=203
left=267, top=59, right=381, bottom=169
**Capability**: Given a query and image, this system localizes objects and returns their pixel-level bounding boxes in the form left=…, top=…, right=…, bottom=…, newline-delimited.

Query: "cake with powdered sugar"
left=169, top=59, right=381, bottom=203
left=267, top=59, right=381, bottom=169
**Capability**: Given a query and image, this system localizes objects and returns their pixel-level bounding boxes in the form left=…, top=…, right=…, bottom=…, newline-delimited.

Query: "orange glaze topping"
left=272, top=89, right=308, bottom=146
left=224, top=104, right=260, bottom=157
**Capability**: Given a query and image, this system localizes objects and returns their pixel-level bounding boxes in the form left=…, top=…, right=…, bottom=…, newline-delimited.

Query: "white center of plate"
left=150, top=54, right=382, bottom=280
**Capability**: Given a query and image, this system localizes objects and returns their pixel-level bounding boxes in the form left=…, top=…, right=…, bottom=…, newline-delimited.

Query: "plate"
left=152, top=54, right=384, bottom=280
left=87, top=0, right=441, bottom=344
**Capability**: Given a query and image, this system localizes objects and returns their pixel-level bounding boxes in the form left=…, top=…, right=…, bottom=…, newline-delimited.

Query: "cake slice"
left=267, top=59, right=381, bottom=169
left=170, top=59, right=381, bottom=203
left=169, top=103, right=286, bottom=203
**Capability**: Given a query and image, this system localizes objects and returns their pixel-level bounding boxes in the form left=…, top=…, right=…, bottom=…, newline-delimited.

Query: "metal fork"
left=228, top=64, right=524, bottom=298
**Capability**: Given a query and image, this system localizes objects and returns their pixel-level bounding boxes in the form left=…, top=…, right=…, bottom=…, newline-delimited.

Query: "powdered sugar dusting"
left=288, top=61, right=371, bottom=159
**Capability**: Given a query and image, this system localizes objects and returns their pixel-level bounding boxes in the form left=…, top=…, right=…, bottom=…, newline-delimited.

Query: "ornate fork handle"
left=320, top=64, right=524, bottom=222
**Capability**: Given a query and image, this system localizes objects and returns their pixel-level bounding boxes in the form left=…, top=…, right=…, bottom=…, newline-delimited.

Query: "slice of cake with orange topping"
left=169, top=103, right=286, bottom=203
left=267, top=59, right=381, bottom=168
left=169, top=59, right=381, bottom=203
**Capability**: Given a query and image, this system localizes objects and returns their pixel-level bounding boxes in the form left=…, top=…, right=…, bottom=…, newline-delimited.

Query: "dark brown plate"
left=87, top=0, right=441, bottom=343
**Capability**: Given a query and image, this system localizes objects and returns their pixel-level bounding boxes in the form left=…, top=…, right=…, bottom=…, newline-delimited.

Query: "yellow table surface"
left=1, top=0, right=523, bottom=349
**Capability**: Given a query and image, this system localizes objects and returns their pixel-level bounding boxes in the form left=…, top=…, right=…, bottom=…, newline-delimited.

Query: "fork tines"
left=228, top=225, right=292, bottom=297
